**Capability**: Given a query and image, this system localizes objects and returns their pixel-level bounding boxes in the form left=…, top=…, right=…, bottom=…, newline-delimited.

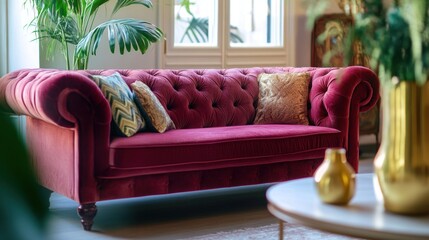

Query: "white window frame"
left=159, top=0, right=296, bottom=69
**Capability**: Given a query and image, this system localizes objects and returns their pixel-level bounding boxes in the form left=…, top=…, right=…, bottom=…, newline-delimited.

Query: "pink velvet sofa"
left=0, top=66, right=379, bottom=230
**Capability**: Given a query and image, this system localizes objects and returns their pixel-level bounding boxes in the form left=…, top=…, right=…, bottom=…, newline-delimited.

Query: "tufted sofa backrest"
left=85, top=67, right=331, bottom=129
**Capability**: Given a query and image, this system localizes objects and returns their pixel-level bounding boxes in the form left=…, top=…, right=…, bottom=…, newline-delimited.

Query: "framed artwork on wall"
left=311, top=13, right=353, bottom=67
left=311, top=13, right=379, bottom=146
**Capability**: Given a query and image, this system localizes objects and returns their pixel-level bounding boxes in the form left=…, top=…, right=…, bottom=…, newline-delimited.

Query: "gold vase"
left=374, top=80, right=429, bottom=214
left=314, top=148, right=356, bottom=205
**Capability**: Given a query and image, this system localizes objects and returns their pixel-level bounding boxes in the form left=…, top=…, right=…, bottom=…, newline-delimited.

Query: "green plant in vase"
left=26, top=0, right=163, bottom=70
left=307, top=0, right=429, bottom=215
left=307, top=0, right=429, bottom=86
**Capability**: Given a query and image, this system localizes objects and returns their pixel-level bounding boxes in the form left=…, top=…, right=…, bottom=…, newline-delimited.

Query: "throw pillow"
left=131, top=81, right=176, bottom=133
left=91, top=73, right=145, bottom=137
left=254, top=72, right=311, bottom=125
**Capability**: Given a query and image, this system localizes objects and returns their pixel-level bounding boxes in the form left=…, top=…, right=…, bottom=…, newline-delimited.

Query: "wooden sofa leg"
left=77, top=203, right=97, bottom=231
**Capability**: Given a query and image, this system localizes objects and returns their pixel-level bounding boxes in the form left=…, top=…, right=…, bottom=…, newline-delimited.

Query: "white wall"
left=4, top=0, right=39, bottom=140
left=7, top=0, right=39, bottom=71
left=292, top=1, right=341, bottom=67
left=0, top=0, right=7, bottom=76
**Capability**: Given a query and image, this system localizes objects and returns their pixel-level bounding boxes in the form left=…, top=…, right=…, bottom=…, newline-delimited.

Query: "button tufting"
left=212, top=102, right=218, bottom=108
left=167, top=104, right=173, bottom=110
left=253, top=100, right=258, bottom=108
left=173, top=83, right=180, bottom=91
left=166, top=99, right=174, bottom=110
left=219, top=84, right=225, bottom=91
left=147, top=70, right=158, bottom=76
left=118, top=70, right=130, bottom=77
left=189, top=102, right=196, bottom=109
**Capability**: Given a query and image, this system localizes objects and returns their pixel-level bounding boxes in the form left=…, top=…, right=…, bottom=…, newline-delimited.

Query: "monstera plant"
left=26, top=0, right=163, bottom=70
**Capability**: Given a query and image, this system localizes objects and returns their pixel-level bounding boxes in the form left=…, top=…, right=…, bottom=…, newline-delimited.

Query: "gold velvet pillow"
left=131, top=81, right=175, bottom=133
left=254, top=72, right=311, bottom=125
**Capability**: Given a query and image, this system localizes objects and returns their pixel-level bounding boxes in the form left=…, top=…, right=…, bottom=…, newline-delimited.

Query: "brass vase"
left=374, top=80, right=429, bottom=214
left=314, top=148, right=356, bottom=205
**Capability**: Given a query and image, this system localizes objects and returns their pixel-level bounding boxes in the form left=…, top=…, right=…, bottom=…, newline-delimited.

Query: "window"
left=174, top=0, right=218, bottom=46
left=229, top=0, right=283, bottom=47
left=161, top=0, right=294, bottom=69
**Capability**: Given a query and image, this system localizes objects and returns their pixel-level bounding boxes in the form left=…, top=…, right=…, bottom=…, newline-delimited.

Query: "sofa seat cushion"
left=106, top=125, right=342, bottom=176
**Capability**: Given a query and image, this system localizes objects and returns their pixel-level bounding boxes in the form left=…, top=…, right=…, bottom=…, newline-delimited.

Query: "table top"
left=266, top=173, right=429, bottom=240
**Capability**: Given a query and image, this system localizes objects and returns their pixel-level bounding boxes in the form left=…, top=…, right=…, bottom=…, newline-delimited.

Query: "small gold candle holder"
left=314, top=148, right=356, bottom=205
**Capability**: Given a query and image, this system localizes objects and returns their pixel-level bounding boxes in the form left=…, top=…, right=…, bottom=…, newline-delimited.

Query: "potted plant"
left=307, top=0, right=429, bottom=85
left=307, top=0, right=429, bottom=215
left=26, top=0, right=163, bottom=70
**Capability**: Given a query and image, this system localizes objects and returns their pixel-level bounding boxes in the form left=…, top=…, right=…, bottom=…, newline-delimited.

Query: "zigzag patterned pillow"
left=91, top=73, right=145, bottom=137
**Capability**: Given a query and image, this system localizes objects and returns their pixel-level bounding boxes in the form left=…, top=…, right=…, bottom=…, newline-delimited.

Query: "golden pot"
left=374, top=80, right=429, bottom=214
left=314, top=148, right=356, bottom=205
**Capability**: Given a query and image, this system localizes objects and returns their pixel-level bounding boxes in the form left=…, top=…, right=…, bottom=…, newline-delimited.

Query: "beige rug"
left=182, top=223, right=364, bottom=240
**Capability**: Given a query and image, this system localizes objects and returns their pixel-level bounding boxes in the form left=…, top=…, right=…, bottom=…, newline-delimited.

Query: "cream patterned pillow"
left=91, top=73, right=145, bottom=137
left=131, top=81, right=175, bottom=133
left=254, top=72, right=311, bottom=125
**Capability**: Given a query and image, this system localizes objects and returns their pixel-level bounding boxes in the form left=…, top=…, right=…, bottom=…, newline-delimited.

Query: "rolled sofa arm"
left=0, top=69, right=111, bottom=127
left=308, top=66, right=380, bottom=171
left=0, top=69, right=112, bottom=203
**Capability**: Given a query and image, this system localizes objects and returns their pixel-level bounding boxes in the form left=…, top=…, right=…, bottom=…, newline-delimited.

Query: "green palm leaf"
left=35, top=16, right=79, bottom=44
left=65, top=0, right=82, bottom=15
left=230, top=25, right=243, bottom=43
left=179, top=0, right=195, bottom=16
left=75, top=18, right=163, bottom=66
left=28, top=0, right=69, bottom=20
left=181, top=17, right=208, bottom=43
left=113, top=0, right=153, bottom=15
left=87, top=0, right=109, bottom=16
left=27, top=0, right=162, bottom=70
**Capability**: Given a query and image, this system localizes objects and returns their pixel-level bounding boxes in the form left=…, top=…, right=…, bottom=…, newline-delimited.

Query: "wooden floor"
left=45, top=136, right=377, bottom=240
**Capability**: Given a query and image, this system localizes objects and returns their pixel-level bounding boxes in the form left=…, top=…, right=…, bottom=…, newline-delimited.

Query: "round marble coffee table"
left=266, top=173, right=429, bottom=240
